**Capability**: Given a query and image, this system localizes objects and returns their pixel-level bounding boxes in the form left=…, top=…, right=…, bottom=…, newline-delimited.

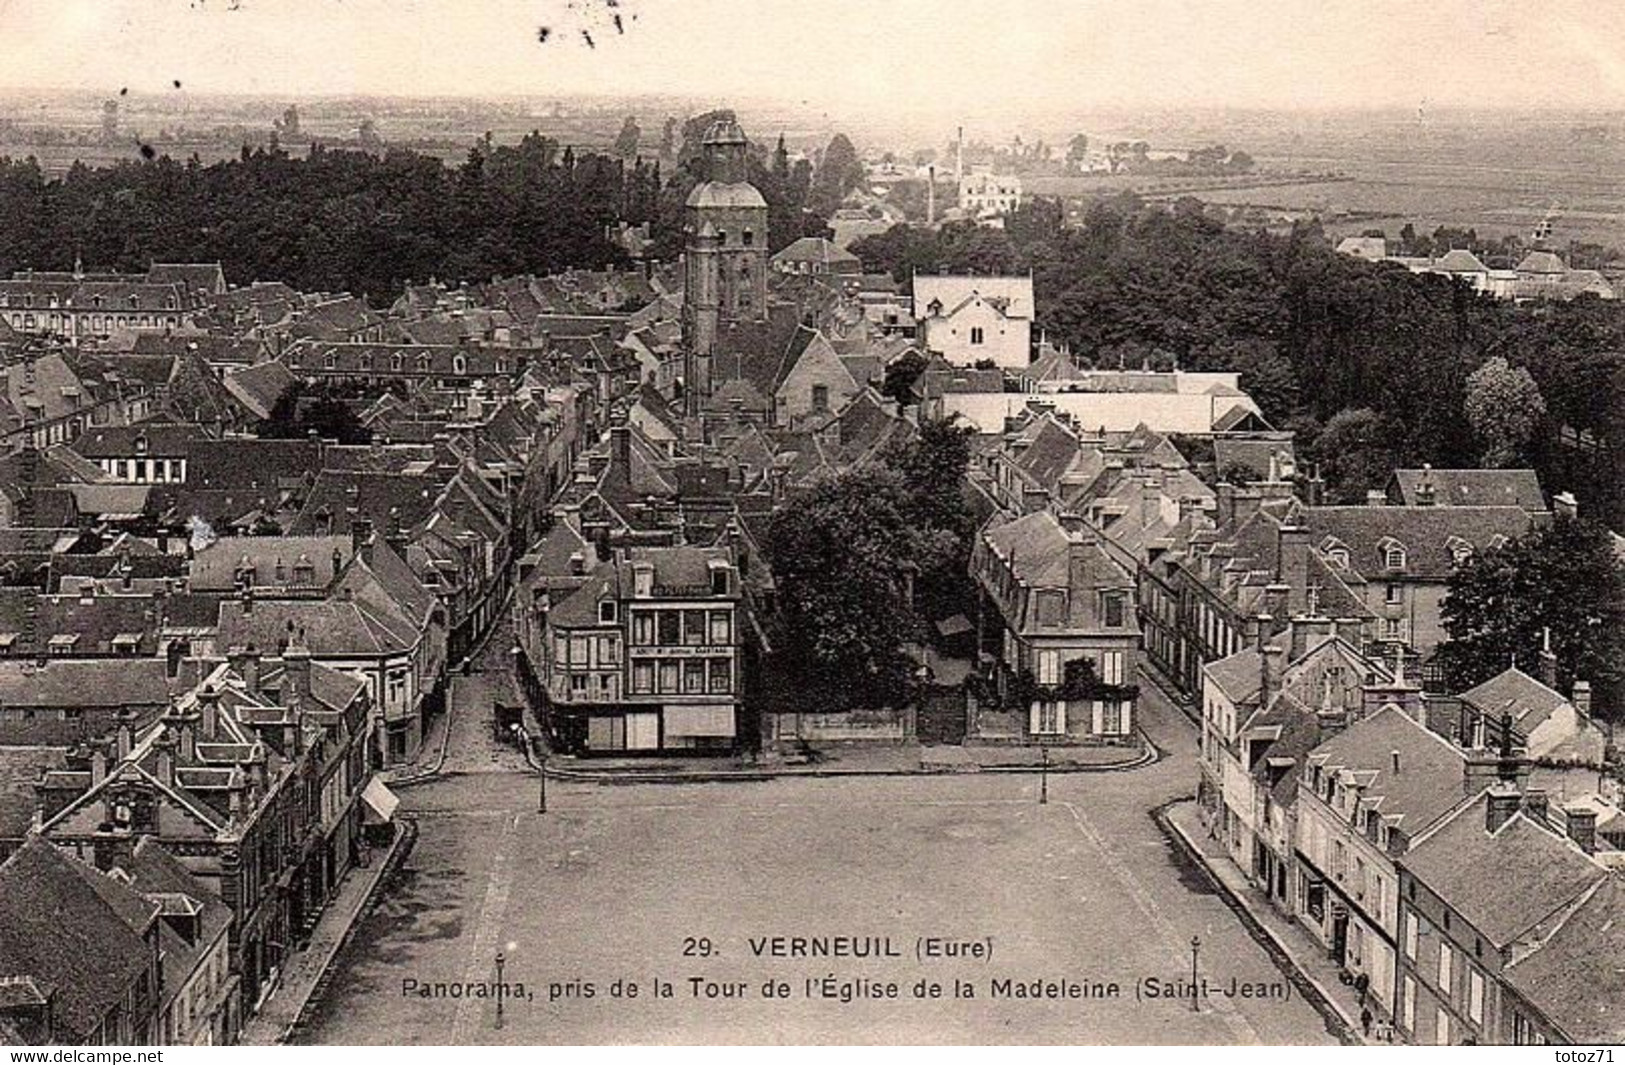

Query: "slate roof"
left=913, top=274, right=1034, bottom=320
left=1301, top=505, right=1540, bottom=580
left=1309, top=705, right=1467, bottom=836
left=1389, top=468, right=1546, bottom=511
left=72, top=422, right=201, bottom=459
left=189, top=536, right=354, bottom=593
left=1405, top=794, right=1605, bottom=946
left=0, top=838, right=158, bottom=1043
left=223, top=360, right=299, bottom=420
left=1458, top=667, right=1570, bottom=733
left=0, top=746, right=66, bottom=843
left=1502, top=875, right=1625, bottom=1042
left=772, top=237, right=862, bottom=272
left=1206, top=646, right=1265, bottom=705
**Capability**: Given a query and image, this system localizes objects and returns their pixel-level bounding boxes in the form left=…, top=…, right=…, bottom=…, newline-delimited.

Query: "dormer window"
left=323, top=352, right=337, bottom=369
left=128, top=295, right=140, bottom=309
left=1445, top=536, right=1474, bottom=567
left=1379, top=538, right=1407, bottom=572
left=1486, top=534, right=1509, bottom=551
left=743, top=230, right=754, bottom=247
left=392, top=352, right=405, bottom=371
left=91, top=295, right=103, bottom=309
left=358, top=352, right=373, bottom=371
left=716, top=231, right=727, bottom=245
left=416, top=355, right=431, bottom=372
left=453, top=354, right=467, bottom=375
left=165, top=295, right=177, bottom=310
left=599, top=600, right=617, bottom=624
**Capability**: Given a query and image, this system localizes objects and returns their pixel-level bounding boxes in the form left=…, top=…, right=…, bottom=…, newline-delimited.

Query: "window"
left=1402, top=976, right=1417, bottom=1032
left=570, top=674, right=589, bottom=694
left=742, top=229, right=754, bottom=246
left=1101, top=700, right=1123, bottom=734
left=683, top=660, right=705, bottom=693
left=632, top=612, right=655, bottom=645
left=683, top=610, right=707, bottom=646
left=659, top=661, right=680, bottom=693
left=1435, top=1008, right=1450, bottom=1046
left=970, top=326, right=985, bottom=345
left=1102, top=650, right=1125, bottom=685
left=1037, top=650, right=1059, bottom=685
left=658, top=611, right=680, bottom=645
left=598, top=635, right=619, bottom=665
left=1327, top=547, right=1350, bottom=569
left=1468, top=970, right=1484, bottom=1025
left=632, top=662, right=654, bottom=694
left=599, top=600, right=617, bottom=624
left=570, top=635, right=591, bottom=665
left=453, top=354, right=467, bottom=375
left=1384, top=544, right=1407, bottom=571
left=709, top=610, right=731, bottom=645
left=1384, top=617, right=1408, bottom=642
left=1033, top=700, right=1064, bottom=735
left=811, top=384, right=830, bottom=413
left=1385, top=582, right=1402, bottom=604
left=708, top=658, right=730, bottom=693
left=1103, top=591, right=1126, bottom=628
left=1438, top=941, right=1454, bottom=996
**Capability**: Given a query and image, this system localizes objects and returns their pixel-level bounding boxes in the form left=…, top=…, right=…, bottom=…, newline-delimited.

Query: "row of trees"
left=0, top=109, right=861, bottom=304
left=852, top=199, right=1625, bottom=527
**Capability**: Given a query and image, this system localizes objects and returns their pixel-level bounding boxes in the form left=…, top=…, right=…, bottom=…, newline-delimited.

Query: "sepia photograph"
left=0, top=0, right=1621, bottom=1050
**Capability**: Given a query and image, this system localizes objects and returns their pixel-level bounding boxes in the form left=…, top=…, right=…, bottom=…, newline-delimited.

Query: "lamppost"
left=1190, top=935, right=1201, bottom=1013
left=495, top=950, right=507, bottom=1029
left=1039, top=744, right=1049, bottom=805
left=538, top=753, right=548, bottom=814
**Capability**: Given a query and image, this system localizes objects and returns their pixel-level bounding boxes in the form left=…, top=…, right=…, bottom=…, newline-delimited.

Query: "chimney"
left=199, top=682, right=222, bottom=739
left=177, top=709, right=198, bottom=762
left=1485, top=784, right=1520, bottom=833
left=239, top=585, right=253, bottom=616
left=1259, top=638, right=1286, bottom=709
left=1415, top=465, right=1436, bottom=507
left=1564, top=806, right=1597, bottom=853
left=1305, top=466, right=1325, bottom=507
left=1233, top=487, right=1262, bottom=527
left=568, top=551, right=586, bottom=577
left=1365, top=489, right=1387, bottom=507
left=91, top=746, right=108, bottom=786
left=1552, top=491, right=1578, bottom=521
left=385, top=505, right=408, bottom=555
left=1535, top=627, right=1560, bottom=690
left=1277, top=525, right=1310, bottom=605
left=610, top=425, right=632, bottom=477
left=284, top=632, right=313, bottom=707
left=154, top=731, right=177, bottom=787
left=1571, top=679, right=1592, bottom=719
left=116, top=708, right=136, bottom=761
left=1216, top=483, right=1236, bottom=527
left=352, top=517, right=376, bottom=554
left=1522, top=787, right=1549, bottom=825
left=228, top=644, right=262, bottom=695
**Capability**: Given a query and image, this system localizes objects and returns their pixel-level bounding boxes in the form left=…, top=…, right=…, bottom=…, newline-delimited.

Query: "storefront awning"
left=361, top=777, right=400, bottom=824
left=663, top=703, right=736, bottom=739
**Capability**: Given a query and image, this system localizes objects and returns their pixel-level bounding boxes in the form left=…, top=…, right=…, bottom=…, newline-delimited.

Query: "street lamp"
left=1039, top=744, right=1049, bottom=805
left=1190, top=935, right=1202, bottom=1013
left=538, top=753, right=548, bottom=814
left=495, top=950, right=506, bottom=1029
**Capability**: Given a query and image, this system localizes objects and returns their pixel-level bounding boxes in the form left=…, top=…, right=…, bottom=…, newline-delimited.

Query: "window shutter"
left=1054, top=701, right=1067, bottom=733
left=1028, top=702, right=1041, bottom=735
left=1091, top=700, right=1104, bottom=734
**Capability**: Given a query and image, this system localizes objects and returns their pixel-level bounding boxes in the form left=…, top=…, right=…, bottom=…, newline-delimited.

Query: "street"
left=297, top=666, right=1339, bottom=1044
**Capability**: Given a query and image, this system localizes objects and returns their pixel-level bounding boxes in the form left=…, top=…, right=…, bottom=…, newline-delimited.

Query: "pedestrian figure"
left=1361, top=1006, right=1373, bottom=1037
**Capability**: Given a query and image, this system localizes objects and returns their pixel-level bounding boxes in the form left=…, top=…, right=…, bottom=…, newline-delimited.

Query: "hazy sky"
left=3, top=0, right=1625, bottom=114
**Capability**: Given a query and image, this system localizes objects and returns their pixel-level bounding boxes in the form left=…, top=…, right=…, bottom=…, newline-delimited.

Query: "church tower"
left=682, top=118, right=769, bottom=415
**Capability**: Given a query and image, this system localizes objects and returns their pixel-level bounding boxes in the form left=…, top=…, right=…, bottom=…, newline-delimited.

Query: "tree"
left=1308, top=407, right=1405, bottom=503
left=1438, top=516, right=1625, bottom=719
left=765, top=469, right=923, bottom=709
left=613, top=115, right=641, bottom=161
left=880, top=349, right=929, bottom=408
left=258, top=383, right=371, bottom=444
left=809, top=133, right=864, bottom=216
left=1066, top=133, right=1089, bottom=169
left=1464, top=355, right=1547, bottom=467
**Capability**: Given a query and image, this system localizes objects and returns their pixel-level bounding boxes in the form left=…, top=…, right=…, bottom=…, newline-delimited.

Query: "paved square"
left=299, top=770, right=1337, bottom=1044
